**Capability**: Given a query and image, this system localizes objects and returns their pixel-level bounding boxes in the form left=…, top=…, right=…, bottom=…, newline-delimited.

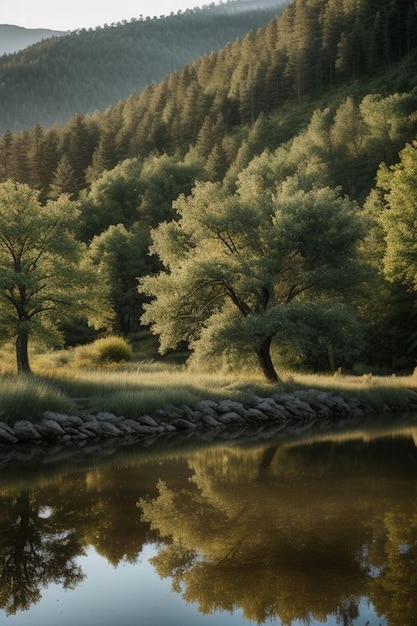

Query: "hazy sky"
left=0, top=0, right=209, bottom=31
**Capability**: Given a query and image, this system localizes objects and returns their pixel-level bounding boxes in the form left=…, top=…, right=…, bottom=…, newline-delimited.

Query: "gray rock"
left=13, top=420, right=42, bottom=441
left=78, top=426, right=100, bottom=439
left=131, top=424, right=159, bottom=435
left=199, top=414, right=221, bottom=427
left=277, top=396, right=315, bottom=418
left=216, top=411, right=244, bottom=425
left=95, top=412, right=119, bottom=423
left=64, top=426, right=87, bottom=439
left=0, top=426, right=18, bottom=444
left=331, top=396, right=353, bottom=414
left=217, top=399, right=245, bottom=414
left=192, top=406, right=219, bottom=420
left=180, top=404, right=198, bottom=420
left=255, top=400, right=288, bottom=419
left=43, top=412, right=83, bottom=427
left=0, top=421, right=16, bottom=436
left=98, top=421, right=124, bottom=437
left=37, top=419, right=66, bottom=439
left=118, top=419, right=148, bottom=434
left=194, top=399, right=220, bottom=411
left=171, top=418, right=197, bottom=429
left=245, top=407, right=270, bottom=422
left=159, top=422, right=177, bottom=432
left=138, top=415, right=160, bottom=428
left=79, top=420, right=102, bottom=435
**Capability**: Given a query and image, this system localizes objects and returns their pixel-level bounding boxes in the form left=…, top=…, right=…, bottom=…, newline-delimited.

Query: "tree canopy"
left=369, top=140, right=417, bottom=290
left=0, top=181, right=107, bottom=373
left=140, top=173, right=364, bottom=381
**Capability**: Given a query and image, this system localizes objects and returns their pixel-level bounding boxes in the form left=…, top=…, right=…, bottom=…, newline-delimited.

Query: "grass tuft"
left=0, top=375, right=76, bottom=424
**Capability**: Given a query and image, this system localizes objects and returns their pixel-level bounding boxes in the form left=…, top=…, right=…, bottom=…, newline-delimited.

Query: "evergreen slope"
left=1, top=0, right=416, bottom=202
left=1, top=0, right=417, bottom=372
left=0, top=0, right=287, bottom=132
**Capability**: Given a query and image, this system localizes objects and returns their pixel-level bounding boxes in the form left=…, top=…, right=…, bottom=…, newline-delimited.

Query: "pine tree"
left=48, top=156, right=79, bottom=199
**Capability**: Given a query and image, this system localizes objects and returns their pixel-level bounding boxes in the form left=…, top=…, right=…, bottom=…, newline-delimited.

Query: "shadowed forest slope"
left=0, top=0, right=288, bottom=132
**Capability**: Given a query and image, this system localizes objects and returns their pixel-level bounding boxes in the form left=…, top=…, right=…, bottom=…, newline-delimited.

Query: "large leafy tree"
left=363, top=139, right=417, bottom=365
left=0, top=181, right=106, bottom=374
left=89, top=222, right=156, bottom=335
left=140, top=175, right=364, bottom=382
left=369, top=139, right=417, bottom=289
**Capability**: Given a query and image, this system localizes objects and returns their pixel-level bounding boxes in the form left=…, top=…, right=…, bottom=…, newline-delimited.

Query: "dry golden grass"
left=1, top=341, right=417, bottom=423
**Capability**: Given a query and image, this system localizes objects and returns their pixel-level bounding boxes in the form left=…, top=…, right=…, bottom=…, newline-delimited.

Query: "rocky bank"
left=2, top=388, right=417, bottom=447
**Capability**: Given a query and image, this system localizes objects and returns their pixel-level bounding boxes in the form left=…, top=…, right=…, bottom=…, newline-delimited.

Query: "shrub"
left=74, top=336, right=133, bottom=367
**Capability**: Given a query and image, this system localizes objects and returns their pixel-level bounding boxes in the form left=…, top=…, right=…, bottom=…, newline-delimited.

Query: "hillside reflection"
left=1, top=426, right=417, bottom=624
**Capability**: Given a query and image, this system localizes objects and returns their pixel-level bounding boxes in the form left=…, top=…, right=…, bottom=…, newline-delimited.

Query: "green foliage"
left=0, top=181, right=110, bottom=373
left=88, top=222, right=155, bottom=335
left=79, top=153, right=205, bottom=241
left=74, top=336, right=133, bottom=367
left=369, top=140, right=417, bottom=289
left=360, top=140, right=417, bottom=369
left=79, top=159, right=144, bottom=240
left=140, top=172, right=365, bottom=381
left=270, top=301, right=365, bottom=371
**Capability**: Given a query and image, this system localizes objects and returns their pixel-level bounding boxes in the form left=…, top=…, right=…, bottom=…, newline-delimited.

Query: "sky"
left=0, top=0, right=210, bottom=31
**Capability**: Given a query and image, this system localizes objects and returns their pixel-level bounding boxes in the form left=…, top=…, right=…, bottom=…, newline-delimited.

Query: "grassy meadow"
left=1, top=336, right=417, bottom=425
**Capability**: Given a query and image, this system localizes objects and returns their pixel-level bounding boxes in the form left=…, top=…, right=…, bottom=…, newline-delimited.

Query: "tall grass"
left=2, top=359, right=417, bottom=426
left=39, top=366, right=271, bottom=418
left=285, top=371, right=417, bottom=406
left=0, top=376, right=76, bottom=424
left=37, top=367, right=417, bottom=418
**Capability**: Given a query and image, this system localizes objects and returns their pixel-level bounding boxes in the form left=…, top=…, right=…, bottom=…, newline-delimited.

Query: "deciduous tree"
left=0, top=181, right=107, bottom=374
left=368, top=139, right=417, bottom=289
left=140, top=176, right=364, bottom=382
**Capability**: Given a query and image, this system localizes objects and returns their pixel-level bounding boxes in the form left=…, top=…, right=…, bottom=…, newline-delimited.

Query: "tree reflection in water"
left=0, top=428, right=417, bottom=625
left=0, top=489, right=85, bottom=615
left=0, top=461, right=181, bottom=616
left=140, top=431, right=417, bottom=626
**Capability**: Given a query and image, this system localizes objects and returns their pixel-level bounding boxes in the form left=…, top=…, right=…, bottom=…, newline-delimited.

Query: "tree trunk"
left=16, top=325, right=31, bottom=375
left=256, top=338, right=280, bottom=383
left=327, top=343, right=336, bottom=372
left=257, top=445, right=279, bottom=481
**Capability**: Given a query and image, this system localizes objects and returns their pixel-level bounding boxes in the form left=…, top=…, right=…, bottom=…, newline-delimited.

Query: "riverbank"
left=2, top=386, right=417, bottom=448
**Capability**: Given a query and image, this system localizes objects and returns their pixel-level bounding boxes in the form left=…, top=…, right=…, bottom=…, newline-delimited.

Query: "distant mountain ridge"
left=0, top=0, right=288, bottom=132
left=0, top=24, right=67, bottom=55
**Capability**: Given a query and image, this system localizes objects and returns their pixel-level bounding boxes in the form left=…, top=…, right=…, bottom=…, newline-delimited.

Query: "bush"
left=74, top=336, right=133, bottom=367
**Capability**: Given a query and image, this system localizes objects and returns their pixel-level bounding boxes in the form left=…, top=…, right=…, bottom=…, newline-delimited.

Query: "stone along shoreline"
left=2, top=388, right=417, bottom=447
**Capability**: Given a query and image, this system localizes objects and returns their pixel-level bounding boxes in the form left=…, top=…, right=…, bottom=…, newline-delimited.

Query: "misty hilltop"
left=0, top=24, right=67, bottom=55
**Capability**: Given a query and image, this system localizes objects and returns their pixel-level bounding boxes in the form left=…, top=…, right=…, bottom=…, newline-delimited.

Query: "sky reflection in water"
left=0, top=423, right=416, bottom=625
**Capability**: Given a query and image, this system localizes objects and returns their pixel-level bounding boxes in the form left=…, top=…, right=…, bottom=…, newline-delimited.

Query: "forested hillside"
left=0, top=25, right=66, bottom=55
left=1, top=0, right=417, bottom=377
left=0, top=0, right=287, bottom=132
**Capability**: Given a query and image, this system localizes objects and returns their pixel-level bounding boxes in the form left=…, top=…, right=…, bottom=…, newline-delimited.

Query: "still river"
left=1, top=418, right=417, bottom=626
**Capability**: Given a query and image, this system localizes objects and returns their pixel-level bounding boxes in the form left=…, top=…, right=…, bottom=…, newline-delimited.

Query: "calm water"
left=1, top=421, right=417, bottom=626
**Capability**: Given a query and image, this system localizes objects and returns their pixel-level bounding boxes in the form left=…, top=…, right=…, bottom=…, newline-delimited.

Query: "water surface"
left=1, top=421, right=417, bottom=625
